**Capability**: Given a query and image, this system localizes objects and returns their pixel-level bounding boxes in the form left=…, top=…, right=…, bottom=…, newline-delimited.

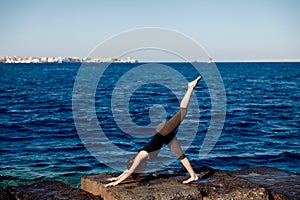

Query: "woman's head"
left=127, top=153, right=147, bottom=184
left=127, top=154, right=147, bottom=173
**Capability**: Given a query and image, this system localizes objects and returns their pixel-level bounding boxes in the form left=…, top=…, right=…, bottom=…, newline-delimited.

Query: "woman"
left=105, top=76, right=201, bottom=187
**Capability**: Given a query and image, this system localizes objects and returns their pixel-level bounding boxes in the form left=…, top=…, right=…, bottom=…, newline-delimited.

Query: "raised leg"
left=180, top=76, right=201, bottom=109
left=157, top=76, right=201, bottom=135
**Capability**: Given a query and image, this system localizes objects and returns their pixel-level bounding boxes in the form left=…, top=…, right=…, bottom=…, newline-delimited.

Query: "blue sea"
left=0, top=62, right=299, bottom=188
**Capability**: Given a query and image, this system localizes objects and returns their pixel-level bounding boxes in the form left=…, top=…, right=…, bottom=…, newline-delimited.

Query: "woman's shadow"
left=138, top=166, right=217, bottom=185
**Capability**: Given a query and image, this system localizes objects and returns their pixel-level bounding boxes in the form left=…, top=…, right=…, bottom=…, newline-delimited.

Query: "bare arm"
left=105, top=151, right=148, bottom=187
left=107, top=169, right=129, bottom=182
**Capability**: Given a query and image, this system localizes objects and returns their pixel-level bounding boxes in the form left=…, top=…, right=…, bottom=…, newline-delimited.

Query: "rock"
left=6, top=180, right=102, bottom=200
left=195, top=170, right=269, bottom=200
left=230, top=167, right=300, bottom=200
left=82, top=173, right=200, bottom=200
left=81, top=166, right=283, bottom=200
left=0, top=187, right=16, bottom=200
left=2, top=166, right=299, bottom=200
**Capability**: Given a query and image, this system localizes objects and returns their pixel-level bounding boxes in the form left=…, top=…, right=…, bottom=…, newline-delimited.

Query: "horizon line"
left=213, top=59, right=300, bottom=63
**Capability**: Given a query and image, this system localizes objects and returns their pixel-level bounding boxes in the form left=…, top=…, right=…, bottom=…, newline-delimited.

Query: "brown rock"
left=6, top=180, right=102, bottom=200
left=0, top=187, right=16, bottom=200
left=81, top=166, right=274, bottom=200
left=81, top=173, right=200, bottom=200
left=230, top=167, right=300, bottom=200
left=2, top=166, right=298, bottom=200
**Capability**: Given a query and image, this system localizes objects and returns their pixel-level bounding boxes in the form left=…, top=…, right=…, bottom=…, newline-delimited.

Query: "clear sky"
left=1, top=0, right=299, bottom=61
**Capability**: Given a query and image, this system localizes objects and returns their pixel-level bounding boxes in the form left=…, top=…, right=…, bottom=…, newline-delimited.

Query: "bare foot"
left=188, top=76, right=201, bottom=89
left=182, top=174, right=199, bottom=184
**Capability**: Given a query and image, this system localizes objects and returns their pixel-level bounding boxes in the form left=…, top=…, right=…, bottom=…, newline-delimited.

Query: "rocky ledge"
left=1, top=166, right=299, bottom=200
left=1, top=180, right=102, bottom=200
left=82, top=166, right=299, bottom=200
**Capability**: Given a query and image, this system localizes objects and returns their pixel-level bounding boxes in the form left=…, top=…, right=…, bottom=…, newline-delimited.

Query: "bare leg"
left=180, top=76, right=201, bottom=109
left=168, top=138, right=198, bottom=183
left=157, top=76, right=201, bottom=134
left=180, top=157, right=198, bottom=183
left=180, top=77, right=201, bottom=183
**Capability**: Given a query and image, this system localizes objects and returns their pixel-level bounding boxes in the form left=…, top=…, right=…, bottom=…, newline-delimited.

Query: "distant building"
left=0, top=56, right=138, bottom=63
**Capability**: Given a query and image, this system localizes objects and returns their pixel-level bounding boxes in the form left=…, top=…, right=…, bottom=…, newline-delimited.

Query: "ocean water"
left=0, top=62, right=299, bottom=188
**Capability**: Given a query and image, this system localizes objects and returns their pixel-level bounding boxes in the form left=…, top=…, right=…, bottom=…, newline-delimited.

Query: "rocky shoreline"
left=1, top=166, right=299, bottom=200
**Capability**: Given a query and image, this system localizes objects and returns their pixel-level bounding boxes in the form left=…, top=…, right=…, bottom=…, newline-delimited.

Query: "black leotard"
left=140, top=108, right=187, bottom=160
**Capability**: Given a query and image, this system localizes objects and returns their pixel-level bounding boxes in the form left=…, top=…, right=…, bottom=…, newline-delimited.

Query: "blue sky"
left=1, top=0, right=299, bottom=61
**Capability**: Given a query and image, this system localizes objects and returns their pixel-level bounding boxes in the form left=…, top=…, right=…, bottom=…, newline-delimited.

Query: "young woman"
left=105, top=76, right=201, bottom=187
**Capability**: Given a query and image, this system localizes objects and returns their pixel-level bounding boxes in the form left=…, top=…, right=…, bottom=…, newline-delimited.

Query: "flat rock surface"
left=82, top=173, right=200, bottom=200
left=81, top=166, right=300, bottom=200
left=6, top=180, right=102, bottom=200
left=230, top=167, right=300, bottom=200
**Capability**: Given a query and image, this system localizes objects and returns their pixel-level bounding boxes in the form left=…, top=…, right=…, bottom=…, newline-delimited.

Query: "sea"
left=0, top=62, right=299, bottom=188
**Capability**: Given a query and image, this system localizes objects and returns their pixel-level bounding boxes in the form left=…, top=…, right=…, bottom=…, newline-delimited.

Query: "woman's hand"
left=107, top=177, right=118, bottom=181
left=104, top=181, right=118, bottom=187
left=105, top=176, right=120, bottom=187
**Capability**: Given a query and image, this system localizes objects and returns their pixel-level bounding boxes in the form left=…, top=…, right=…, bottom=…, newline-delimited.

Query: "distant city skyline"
left=1, top=0, right=299, bottom=62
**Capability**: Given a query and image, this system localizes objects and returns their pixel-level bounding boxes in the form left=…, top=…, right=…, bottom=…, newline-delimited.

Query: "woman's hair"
left=127, top=154, right=146, bottom=173
left=126, top=154, right=147, bottom=184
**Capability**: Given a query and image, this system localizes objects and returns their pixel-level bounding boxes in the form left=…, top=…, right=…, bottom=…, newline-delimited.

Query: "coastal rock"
left=1, top=166, right=299, bottom=200
left=82, top=172, right=200, bottom=199
left=195, top=169, right=269, bottom=200
left=82, top=166, right=298, bottom=200
left=81, top=166, right=300, bottom=200
left=5, top=180, right=102, bottom=200
left=0, top=187, right=16, bottom=200
left=230, top=167, right=300, bottom=200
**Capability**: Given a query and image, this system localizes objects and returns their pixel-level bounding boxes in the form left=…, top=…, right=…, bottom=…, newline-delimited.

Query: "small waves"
left=195, top=151, right=300, bottom=172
